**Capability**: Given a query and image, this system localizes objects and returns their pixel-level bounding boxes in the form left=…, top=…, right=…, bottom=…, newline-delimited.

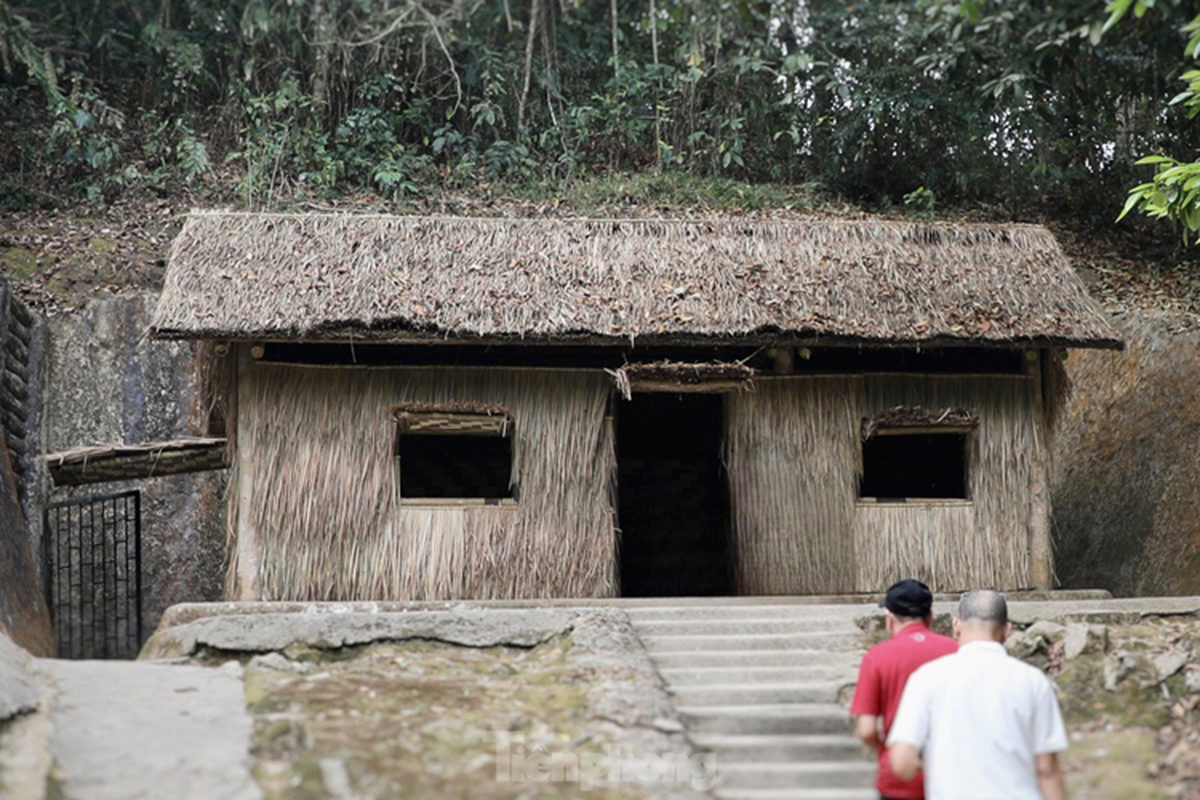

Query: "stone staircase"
left=626, top=602, right=877, bottom=800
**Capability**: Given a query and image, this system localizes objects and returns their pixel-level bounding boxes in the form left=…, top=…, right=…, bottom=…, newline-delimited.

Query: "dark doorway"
left=617, top=394, right=732, bottom=596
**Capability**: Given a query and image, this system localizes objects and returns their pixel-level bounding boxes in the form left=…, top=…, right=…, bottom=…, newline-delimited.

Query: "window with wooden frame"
left=393, top=404, right=516, bottom=505
left=858, top=408, right=975, bottom=502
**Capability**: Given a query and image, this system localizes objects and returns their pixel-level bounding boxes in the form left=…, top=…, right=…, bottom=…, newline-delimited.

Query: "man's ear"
left=1001, top=621, right=1012, bottom=642
left=951, top=617, right=962, bottom=639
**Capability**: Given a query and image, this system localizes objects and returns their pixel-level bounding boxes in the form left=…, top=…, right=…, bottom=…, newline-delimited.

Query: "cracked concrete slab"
left=142, top=607, right=584, bottom=658
left=39, top=659, right=261, bottom=800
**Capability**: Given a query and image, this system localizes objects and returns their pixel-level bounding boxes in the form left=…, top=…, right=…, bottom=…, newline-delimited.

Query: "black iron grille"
left=42, top=491, right=142, bottom=659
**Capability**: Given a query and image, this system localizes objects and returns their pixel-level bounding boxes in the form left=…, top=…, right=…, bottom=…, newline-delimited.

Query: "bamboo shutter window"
left=393, top=404, right=517, bottom=506
left=858, top=407, right=976, bottom=503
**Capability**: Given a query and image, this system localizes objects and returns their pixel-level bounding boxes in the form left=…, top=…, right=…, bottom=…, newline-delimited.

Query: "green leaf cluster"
left=1106, top=0, right=1200, bottom=244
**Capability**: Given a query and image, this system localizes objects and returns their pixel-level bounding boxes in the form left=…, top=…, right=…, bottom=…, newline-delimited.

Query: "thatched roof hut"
left=152, top=212, right=1119, bottom=348
left=153, top=212, right=1120, bottom=602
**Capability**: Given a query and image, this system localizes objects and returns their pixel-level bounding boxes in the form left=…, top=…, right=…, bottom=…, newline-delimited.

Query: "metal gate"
left=42, top=491, right=142, bottom=659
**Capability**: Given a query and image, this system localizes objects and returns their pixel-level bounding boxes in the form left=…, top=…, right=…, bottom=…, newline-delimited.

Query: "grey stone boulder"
left=1005, top=630, right=1047, bottom=659
left=1104, top=650, right=1161, bottom=690
left=1025, top=620, right=1067, bottom=643
left=1063, top=623, right=1107, bottom=660
left=248, top=652, right=312, bottom=674
left=1151, top=651, right=1190, bottom=683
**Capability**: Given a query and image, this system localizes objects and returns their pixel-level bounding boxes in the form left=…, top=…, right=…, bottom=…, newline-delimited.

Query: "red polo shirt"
left=850, top=622, right=957, bottom=799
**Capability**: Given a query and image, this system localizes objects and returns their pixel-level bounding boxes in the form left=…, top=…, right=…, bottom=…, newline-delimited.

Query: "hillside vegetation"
left=0, top=1, right=1195, bottom=220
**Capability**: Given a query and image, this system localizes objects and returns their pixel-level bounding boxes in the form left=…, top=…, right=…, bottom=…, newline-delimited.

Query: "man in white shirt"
left=887, top=589, right=1069, bottom=800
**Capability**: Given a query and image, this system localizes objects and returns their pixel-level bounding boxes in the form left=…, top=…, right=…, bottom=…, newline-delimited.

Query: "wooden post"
left=233, top=345, right=259, bottom=600
left=1027, top=350, right=1053, bottom=590
left=773, top=346, right=795, bottom=375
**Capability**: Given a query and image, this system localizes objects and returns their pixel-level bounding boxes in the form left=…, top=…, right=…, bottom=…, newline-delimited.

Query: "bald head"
left=954, top=589, right=1010, bottom=643
left=958, top=590, right=1007, bottom=625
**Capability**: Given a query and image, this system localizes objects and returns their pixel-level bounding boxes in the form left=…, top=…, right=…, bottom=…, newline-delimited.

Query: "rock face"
left=42, top=292, right=225, bottom=644
left=0, top=278, right=53, bottom=655
left=0, top=633, right=39, bottom=721
left=1051, top=311, right=1200, bottom=597
left=0, top=455, right=52, bottom=656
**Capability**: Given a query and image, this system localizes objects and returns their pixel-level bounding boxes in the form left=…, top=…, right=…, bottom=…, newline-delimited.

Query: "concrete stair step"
left=625, top=604, right=869, bottom=621
left=716, top=761, right=877, bottom=790
left=649, top=650, right=859, bottom=669
left=678, top=704, right=852, bottom=736
left=639, top=631, right=860, bottom=653
left=670, top=682, right=843, bottom=706
left=662, top=665, right=854, bottom=685
left=689, top=733, right=866, bottom=761
left=634, top=618, right=858, bottom=636
left=715, top=789, right=877, bottom=800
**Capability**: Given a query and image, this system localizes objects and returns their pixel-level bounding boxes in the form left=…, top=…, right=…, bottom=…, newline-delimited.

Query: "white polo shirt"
left=887, top=640, right=1068, bottom=800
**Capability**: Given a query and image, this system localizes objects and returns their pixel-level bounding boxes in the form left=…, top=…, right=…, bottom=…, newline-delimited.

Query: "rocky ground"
left=1, top=606, right=711, bottom=800
left=861, top=605, right=1200, bottom=799
left=2, top=600, right=1197, bottom=799
left=1044, top=617, right=1200, bottom=800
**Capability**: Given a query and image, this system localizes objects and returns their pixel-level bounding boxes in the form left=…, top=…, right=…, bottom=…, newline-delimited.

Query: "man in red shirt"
left=850, top=579, right=957, bottom=800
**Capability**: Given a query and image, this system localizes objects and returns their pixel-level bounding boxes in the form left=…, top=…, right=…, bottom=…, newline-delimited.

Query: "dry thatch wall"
left=233, top=360, right=1043, bottom=599
left=726, top=374, right=1040, bottom=594
left=232, top=364, right=615, bottom=601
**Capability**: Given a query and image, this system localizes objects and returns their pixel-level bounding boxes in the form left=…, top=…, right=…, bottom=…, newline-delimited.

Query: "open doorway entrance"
left=616, top=393, right=732, bottom=597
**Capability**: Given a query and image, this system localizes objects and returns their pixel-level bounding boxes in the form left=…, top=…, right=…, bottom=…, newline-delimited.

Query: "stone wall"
left=43, top=292, right=226, bottom=642
left=1051, top=311, right=1200, bottom=596
left=0, top=441, right=53, bottom=656
left=0, top=278, right=53, bottom=656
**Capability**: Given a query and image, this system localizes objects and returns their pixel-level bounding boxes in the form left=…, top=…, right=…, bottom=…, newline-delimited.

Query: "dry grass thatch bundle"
left=860, top=406, right=978, bottom=440
left=392, top=402, right=513, bottom=436
left=606, top=360, right=755, bottom=399
left=153, top=212, right=1120, bottom=348
left=45, top=438, right=228, bottom=486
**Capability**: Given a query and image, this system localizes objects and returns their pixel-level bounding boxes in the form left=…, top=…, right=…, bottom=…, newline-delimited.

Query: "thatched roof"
left=151, top=212, right=1121, bottom=348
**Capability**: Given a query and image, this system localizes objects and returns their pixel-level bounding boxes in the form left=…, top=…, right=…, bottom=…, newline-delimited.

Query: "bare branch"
left=517, top=0, right=540, bottom=134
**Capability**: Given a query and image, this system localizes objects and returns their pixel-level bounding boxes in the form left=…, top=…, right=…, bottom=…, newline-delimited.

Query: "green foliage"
left=1105, top=1, right=1200, bottom=244
left=1118, top=156, right=1200, bottom=243
left=903, top=186, right=937, bottom=216
left=0, top=0, right=1196, bottom=218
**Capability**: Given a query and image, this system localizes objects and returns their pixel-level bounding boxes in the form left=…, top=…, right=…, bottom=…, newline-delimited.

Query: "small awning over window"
left=392, top=402, right=513, bottom=436
left=860, top=406, right=978, bottom=440
left=606, top=360, right=755, bottom=400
